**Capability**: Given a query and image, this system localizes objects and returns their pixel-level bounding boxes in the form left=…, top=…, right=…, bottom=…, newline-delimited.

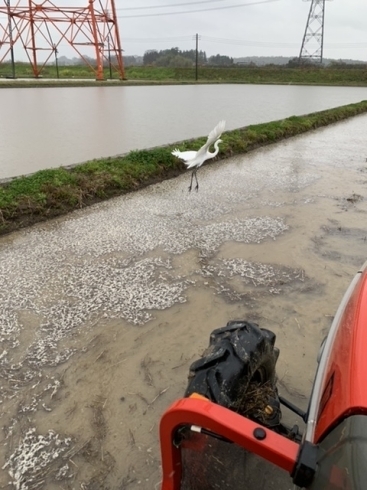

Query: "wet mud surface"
left=1, top=113, right=367, bottom=489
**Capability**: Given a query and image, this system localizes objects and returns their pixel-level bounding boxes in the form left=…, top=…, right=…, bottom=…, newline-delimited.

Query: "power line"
left=326, top=45, right=367, bottom=49
left=123, top=36, right=193, bottom=43
left=116, top=0, right=227, bottom=11
left=116, top=0, right=281, bottom=18
left=0, top=1, right=279, bottom=22
left=121, top=34, right=367, bottom=49
left=204, top=35, right=296, bottom=47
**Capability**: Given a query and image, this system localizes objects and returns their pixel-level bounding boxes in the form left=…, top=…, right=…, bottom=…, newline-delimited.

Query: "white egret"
left=172, top=120, right=226, bottom=192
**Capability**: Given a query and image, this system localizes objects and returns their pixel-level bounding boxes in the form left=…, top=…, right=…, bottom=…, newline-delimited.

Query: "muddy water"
left=1, top=114, right=367, bottom=489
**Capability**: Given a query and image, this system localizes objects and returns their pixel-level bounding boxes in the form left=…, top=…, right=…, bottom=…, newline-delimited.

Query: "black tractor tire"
left=181, top=321, right=285, bottom=490
left=185, top=320, right=280, bottom=425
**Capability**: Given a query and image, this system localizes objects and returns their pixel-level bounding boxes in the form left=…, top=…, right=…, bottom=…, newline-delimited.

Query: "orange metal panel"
left=160, top=397, right=299, bottom=490
left=314, top=267, right=367, bottom=442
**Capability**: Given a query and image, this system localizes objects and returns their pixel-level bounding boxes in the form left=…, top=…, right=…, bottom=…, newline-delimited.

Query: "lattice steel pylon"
left=0, top=0, right=125, bottom=79
left=299, top=0, right=331, bottom=64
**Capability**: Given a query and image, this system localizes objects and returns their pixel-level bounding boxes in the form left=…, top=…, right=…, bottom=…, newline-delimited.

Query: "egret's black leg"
left=188, top=170, right=195, bottom=192
left=194, top=170, right=199, bottom=192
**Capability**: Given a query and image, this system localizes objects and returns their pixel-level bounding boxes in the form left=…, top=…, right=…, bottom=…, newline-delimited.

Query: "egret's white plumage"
left=172, top=120, right=226, bottom=191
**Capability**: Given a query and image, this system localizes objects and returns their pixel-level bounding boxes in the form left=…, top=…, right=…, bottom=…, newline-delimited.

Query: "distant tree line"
left=124, top=51, right=366, bottom=69
left=40, top=50, right=366, bottom=69
left=286, top=57, right=367, bottom=69
left=142, top=48, right=233, bottom=67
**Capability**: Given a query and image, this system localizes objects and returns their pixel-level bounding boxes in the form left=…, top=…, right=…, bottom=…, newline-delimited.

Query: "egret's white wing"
left=171, top=149, right=197, bottom=163
left=195, top=120, right=226, bottom=158
left=172, top=120, right=225, bottom=170
left=206, top=120, right=226, bottom=146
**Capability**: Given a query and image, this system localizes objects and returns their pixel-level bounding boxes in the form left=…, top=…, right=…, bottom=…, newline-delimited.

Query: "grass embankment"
left=126, top=66, right=367, bottom=86
left=1, top=100, right=367, bottom=236
left=1, top=64, right=367, bottom=87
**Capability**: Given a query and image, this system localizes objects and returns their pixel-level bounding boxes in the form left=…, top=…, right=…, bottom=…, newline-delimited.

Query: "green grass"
left=0, top=61, right=120, bottom=80
left=125, top=65, right=367, bottom=86
left=1, top=63, right=367, bottom=87
left=1, top=100, right=367, bottom=235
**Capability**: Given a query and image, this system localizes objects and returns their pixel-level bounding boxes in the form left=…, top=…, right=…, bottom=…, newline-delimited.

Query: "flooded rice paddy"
left=0, top=113, right=367, bottom=489
left=1, top=83, right=367, bottom=180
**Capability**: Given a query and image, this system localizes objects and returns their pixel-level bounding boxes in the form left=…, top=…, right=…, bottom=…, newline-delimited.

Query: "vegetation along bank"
left=1, top=65, right=367, bottom=87
left=1, top=100, right=367, bottom=236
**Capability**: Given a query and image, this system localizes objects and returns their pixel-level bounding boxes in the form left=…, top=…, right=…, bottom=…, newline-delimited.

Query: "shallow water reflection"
left=1, top=83, right=367, bottom=179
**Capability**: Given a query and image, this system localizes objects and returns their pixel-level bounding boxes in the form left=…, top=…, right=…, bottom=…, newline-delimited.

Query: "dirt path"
left=1, top=113, right=367, bottom=489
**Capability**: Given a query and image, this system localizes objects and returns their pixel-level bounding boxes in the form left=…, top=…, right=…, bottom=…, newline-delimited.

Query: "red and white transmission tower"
left=0, top=0, right=125, bottom=79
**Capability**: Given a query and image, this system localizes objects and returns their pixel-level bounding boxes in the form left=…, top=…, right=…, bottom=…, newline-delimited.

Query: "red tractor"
left=159, top=261, right=367, bottom=489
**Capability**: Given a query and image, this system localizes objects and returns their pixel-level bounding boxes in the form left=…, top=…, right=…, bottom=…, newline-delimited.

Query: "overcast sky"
left=1, top=0, right=367, bottom=62
left=119, top=0, right=367, bottom=61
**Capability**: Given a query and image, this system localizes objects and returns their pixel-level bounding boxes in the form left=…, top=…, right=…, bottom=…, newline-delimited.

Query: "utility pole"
left=6, top=0, right=16, bottom=78
left=54, top=45, right=59, bottom=78
left=108, top=35, right=112, bottom=79
left=299, top=0, right=331, bottom=64
left=195, top=33, right=199, bottom=81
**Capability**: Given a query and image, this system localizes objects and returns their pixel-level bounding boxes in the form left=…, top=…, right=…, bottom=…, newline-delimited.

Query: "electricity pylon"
left=299, top=0, right=331, bottom=64
left=0, top=0, right=125, bottom=79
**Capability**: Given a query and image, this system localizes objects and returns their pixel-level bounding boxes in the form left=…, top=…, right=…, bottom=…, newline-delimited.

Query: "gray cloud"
left=2, top=0, right=367, bottom=62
